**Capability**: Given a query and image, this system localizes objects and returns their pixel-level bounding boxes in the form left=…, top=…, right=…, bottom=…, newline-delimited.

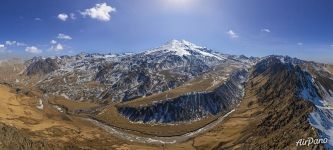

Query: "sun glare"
left=163, top=0, right=199, bottom=10
left=166, top=0, right=192, bottom=5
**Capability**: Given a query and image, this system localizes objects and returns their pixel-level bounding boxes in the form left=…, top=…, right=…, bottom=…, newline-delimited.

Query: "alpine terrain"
left=0, top=40, right=332, bottom=150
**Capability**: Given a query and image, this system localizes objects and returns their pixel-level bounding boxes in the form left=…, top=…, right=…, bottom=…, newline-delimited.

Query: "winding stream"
left=86, top=109, right=235, bottom=144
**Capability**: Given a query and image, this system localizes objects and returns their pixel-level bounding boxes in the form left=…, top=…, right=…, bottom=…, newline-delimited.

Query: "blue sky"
left=0, top=0, right=333, bottom=63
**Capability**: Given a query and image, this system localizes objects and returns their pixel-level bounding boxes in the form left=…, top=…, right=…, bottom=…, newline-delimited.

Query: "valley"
left=0, top=40, right=332, bottom=149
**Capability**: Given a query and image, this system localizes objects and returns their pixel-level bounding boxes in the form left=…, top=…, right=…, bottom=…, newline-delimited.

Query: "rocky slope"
left=238, top=56, right=324, bottom=149
left=25, top=57, right=60, bottom=76
left=162, top=56, right=326, bottom=150
left=24, top=40, right=255, bottom=103
left=233, top=55, right=333, bottom=149
left=117, top=69, right=248, bottom=123
left=299, top=62, right=333, bottom=149
left=1, top=40, right=332, bottom=149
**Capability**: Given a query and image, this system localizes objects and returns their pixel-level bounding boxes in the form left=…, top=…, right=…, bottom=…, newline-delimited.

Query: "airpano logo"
left=296, top=137, right=328, bottom=146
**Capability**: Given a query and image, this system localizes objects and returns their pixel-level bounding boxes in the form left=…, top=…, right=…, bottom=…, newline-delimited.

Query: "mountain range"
left=0, top=40, right=332, bottom=149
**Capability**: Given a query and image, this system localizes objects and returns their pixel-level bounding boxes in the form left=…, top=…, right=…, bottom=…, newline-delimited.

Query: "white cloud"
left=58, top=13, right=69, bottom=21
left=50, top=43, right=64, bottom=52
left=50, top=40, right=64, bottom=52
left=25, top=46, right=42, bottom=54
left=5, top=41, right=16, bottom=45
left=227, top=30, right=239, bottom=39
left=5, top=41, right=26, bottom=46
left=0, top=44, right=6, bottom=49
left=16, top=42, right=26, bottom=46
left=70, top=13, right=76, bottom=20
left=55, top=44, right=63, bottom=51
left=0, top=44, right=8, bottom=53
left=57, top=33, right=72, bottom=40
left=50, top=40, right=57, bottom=44
left=261, top=28, right=271, bottom=33
left=330, top=44, right=333, bottom=48
left=81, top=3, right=116, bottom=22
left=0, top=44, right=11, bottom=53
left=35, top=18, right=42, bottom=21
left=297, top=42, right=304, bottom=46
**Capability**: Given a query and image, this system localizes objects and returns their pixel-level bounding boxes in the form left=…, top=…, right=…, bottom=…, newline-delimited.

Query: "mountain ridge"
left=23, top=40, right=256, bottom=103
left=0, top=40, right=332, bottom=149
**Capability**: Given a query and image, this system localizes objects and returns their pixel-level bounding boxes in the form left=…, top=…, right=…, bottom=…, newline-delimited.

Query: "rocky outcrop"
left=215, top=56, right=325, bottom=150
left=94, top=55, right=197, bottom=101
left=26, top=57, right=59, bottom=76
left=117, top=69, right=248, bottom=123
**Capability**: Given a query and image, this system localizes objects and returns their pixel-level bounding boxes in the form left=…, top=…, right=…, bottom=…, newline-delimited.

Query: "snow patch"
left=36, top=99, right=44, bottom=110
left=298, top=71, right=323, bottom=106
left=309, top=108, right=333, bottom=149
left=61, top=93, right=70, bottom=99
left=299, top=70, right=333, bottom=149
left=53, top=105, right=64, bottom=113
left=145, top=40, right=225, bottom=60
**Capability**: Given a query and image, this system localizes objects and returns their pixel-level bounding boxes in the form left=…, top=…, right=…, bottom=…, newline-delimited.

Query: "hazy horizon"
left=1, top=39, right=332, bottom=65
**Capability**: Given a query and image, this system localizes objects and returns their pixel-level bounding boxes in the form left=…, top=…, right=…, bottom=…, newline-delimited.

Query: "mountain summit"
left=145, top=39, right=225, bottom=60
left=22, top=40, right=254, bottom=102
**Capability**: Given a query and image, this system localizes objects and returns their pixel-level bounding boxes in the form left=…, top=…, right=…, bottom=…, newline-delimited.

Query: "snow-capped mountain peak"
left=145, top=39, right=225, bottom=60
left=146, top=39, right=200, bottom=56
left=167, top=39, right=202, bottom=50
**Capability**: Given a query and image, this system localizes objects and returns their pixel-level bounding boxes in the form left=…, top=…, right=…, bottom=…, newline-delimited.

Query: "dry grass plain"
left=0, top=59, right=324, bottom=149
left=0, top=64, right=255, bottom=149
left=0, top=84, right=162, bottom=149
left=0, top=74, right=320, bottom=149
left=48, top=96, right=100, bottom=112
